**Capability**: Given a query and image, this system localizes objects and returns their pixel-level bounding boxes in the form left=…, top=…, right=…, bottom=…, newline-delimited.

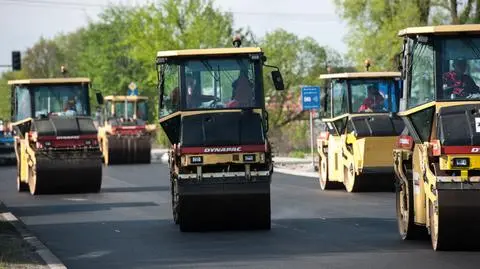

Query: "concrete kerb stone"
left=0, top=202, right=67, bottom=269
left=151, top=149, right=169, bottom=163
left=150, top=149, right=317, bottom=178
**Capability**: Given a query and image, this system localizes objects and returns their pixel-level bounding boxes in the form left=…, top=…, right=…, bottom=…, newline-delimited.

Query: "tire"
left=171, top=179, right=179, bottom=225
left=319, top=154, right=342, bottom=190
left=16, top=159, right=28, bottom=192
left=396, top=176, right=426, bottom=240
left=28, top=164, right=41, bottom=195
left=344, top=163, right=361, bottom=192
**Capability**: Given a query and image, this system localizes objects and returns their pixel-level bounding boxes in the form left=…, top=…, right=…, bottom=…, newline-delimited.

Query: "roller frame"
left=103, top=133, right=152, bottom=165
left=395, top=142, right=480, bottom=250
left=169, top=149, right=273, bottom=232
left=318, top=133, right=397, bottom=193
left=16, top=141, right=103, bottom=195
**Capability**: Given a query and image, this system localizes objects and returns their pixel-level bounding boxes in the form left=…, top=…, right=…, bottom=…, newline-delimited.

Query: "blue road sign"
left=127, top=89, right=138, bottom=96
left=301, top=86, right=321, bottom=110
left=128, top=82, right=138, bottom=96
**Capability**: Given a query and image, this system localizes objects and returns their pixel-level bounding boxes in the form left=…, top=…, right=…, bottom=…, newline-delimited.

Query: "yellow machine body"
left=394, top=24, right=480, bottom=250
left=8, top=78, right=103, bottom=195
left=317, top=72, right=404, bottom=192
left=156, top=44, right=284, bottom=232
left=96, top=95, right=156, bottom=165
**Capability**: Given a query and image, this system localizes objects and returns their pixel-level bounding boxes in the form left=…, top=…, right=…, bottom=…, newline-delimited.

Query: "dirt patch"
left=0, top=220, right=48, bottom=269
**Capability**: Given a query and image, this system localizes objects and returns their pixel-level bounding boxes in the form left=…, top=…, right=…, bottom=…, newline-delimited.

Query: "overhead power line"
left=0, top=0, right=338, bottom=20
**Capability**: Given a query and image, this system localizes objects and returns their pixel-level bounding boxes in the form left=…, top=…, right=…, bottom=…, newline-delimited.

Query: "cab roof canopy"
left=319, top=72, right=401, bottom=80
left=398, top=24, right=480, bottom=37
left=7, top=77, right=90, bottom=85
left=156, top=47, right=262, bottom=58
left=104, top=95, right=148, bottom=101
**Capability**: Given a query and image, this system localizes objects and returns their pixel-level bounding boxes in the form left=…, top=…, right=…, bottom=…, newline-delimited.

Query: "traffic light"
left=12, top=51, right=21, bottom=71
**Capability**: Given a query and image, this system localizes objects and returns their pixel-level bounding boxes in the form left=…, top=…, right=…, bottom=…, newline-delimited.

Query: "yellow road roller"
left=394, top=24, right=480, bottom=251
left=96, top=94, right=156, bottom=165
left=317, top=71, right=405, bottom=192
left=156, top=36, right=285, bottom=231
left=9, top=77, right=103, bottom=195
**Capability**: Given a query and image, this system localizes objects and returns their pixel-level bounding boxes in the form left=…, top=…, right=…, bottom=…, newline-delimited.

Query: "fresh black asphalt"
left=1, top=163, right=479, bottom=268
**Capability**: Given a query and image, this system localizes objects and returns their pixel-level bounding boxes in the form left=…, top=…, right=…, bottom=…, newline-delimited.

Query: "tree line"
left=334, top=0, right=480, bottom=70
left=0, top=0, right=347, bottom=141
left=1, top=0, right=475, bottom=149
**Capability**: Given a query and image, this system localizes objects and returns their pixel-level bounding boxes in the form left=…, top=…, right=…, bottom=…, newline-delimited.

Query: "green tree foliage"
left=335, top=0, right=480, bottom=70
left=22, top=37, right=66, bottom=78
left=0, top=0, right=347, bottom=149
left=0, top=71, right=27, bottom=121
left=334, top=0, right=425, bottom=71
left=260, top=29, right=330, bottom=128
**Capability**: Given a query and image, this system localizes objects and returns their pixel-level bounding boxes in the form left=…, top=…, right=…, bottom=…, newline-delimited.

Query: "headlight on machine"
left=190, top=156, right=203, bottom=164
left=452, top=158, right=470, bottom=167
left=243, top=154, right=256, bottom=162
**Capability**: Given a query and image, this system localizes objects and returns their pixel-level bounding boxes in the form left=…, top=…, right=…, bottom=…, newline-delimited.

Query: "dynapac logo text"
left=472, top=148, right=480, bottom=153
left=204, top=147, right=241, bottom=153
left=56, top=136, right=80, bottom=140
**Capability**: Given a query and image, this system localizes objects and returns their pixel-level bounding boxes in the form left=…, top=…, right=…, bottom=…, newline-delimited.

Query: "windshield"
left=114, top=101, right=134, bottom=119
left=31, top=84, right=89, bottom=118
left=183, top=57, right=258, bottom=109
left=350, top=79, right=399, bottom=113
left=438, top=37, right=480, bottom=101
left=110, top=100, right=148, bottom=121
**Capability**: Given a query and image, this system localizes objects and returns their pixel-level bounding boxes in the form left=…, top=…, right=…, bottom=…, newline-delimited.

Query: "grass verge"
left=0, top=219, right=48, bottom=269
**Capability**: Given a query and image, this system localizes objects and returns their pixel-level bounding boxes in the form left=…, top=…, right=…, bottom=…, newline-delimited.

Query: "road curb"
left=0, top=203, right=67, bottom=269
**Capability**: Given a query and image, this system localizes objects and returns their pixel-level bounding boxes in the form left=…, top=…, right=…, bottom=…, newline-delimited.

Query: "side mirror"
left=271, top=70, right=285, bottom=91
left=95, top=92, right=104, bottom=105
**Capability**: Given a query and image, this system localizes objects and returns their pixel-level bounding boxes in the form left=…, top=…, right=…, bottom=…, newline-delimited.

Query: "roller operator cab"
left=394, top=24, right=480, bottom=251
left=0, top=119, right=15, bottom=164
left=9, top=78, right=103, bottom=195
left=156, top=42, right=285, bottom=232
left=95, top=95, right=156, bottom=165
left=317, top=72, right=405, bottom=192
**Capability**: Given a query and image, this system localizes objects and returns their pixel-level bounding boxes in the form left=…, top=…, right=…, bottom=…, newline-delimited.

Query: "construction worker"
left=226, top=74, right=254, bottom=108
left=443, top=58, right=480, bottom=98
left=64, top=98, right=77, bottom=116
left=358, top=85, right=385, bottom=112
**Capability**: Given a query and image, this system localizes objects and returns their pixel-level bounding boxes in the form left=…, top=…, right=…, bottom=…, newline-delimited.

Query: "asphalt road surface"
left=1, top=163, right=480, bottom=269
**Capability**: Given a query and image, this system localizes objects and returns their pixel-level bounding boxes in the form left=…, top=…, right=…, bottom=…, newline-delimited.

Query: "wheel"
left=428, top=201, right=443, bottom=251
left=319, top=154, right=342, bottom=190
left=396, top=177, right=426, bottom=240
left=17, top=175, right=28, bottom=192
left=178, top=195, right=194, bottom=232
left=171, top=179, right=179, bottom=225
left=344, top=163, right=361, bottom=192
left=103, top=139, right=109, bottom=165
left=88, top=179, right=102, bottom=193
left=255, top=194, right=271, bottom=230
left=16, top=159, right=28, bottom=192
left=28, top=164, right=40, bottom=195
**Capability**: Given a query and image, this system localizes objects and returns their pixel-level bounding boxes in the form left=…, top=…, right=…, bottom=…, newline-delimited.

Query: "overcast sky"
left=0, top=0, right=348, bottom=71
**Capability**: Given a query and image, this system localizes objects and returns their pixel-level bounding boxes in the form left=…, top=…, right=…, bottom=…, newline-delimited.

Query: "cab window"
left=350, top=79, right=398, bottom=113
left=438, top=37, right=480, bottom=100
left=14, top=86, right=32, bottom=121
left=332, top=80, right=348, bottom=117
left=408, top=41, right=435, bottom=108
left=160, top=63, right=180, bottom=118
